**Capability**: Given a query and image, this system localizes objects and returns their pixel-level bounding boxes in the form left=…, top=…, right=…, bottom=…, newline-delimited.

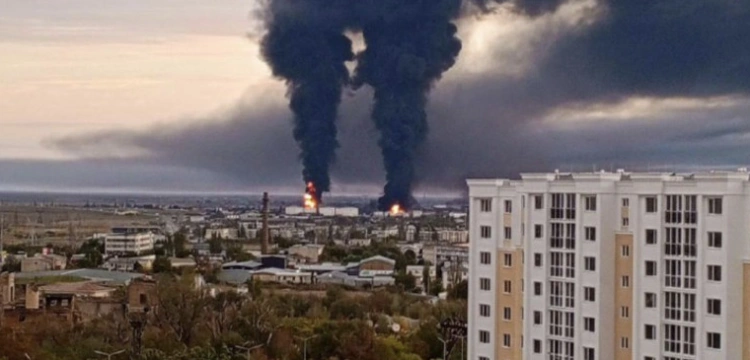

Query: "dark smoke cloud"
left=49, top=0, right=750, bottom=197
left=260, top=0, right=355, bottom=203
left=353, top=0, right=463, bottom=210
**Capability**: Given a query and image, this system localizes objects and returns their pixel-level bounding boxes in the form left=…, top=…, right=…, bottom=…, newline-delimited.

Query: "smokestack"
left=261, top=192, right=270, bottom=255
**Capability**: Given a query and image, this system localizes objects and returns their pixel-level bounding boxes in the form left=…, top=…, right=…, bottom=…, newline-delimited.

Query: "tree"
left=153, top=257, right=173, bottom=274
left=447, top=280, right=467, bottom=300
left=208, top=235, right=223, bottom=255
left=155, top=274, right=209, bottom=346
left=173, top=232, right=189, bottom=258
left=394, top=272, right=417, bottom=292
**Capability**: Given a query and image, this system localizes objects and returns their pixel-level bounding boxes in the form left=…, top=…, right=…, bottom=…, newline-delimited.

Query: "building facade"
left=105, top=232, right=155, bottom=256
left=468, top=171, right=750, bottom=360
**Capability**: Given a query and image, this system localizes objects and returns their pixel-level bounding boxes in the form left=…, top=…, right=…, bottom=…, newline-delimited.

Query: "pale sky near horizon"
left=1, top=0, right=748, bottom=194
left=1, top=0, right=281, bottom=160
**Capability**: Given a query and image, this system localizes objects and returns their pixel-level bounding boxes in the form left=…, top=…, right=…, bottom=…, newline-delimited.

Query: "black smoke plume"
left=260, top=0, right=354, bottom=204
left=259, top=0, right=566, bottom=209
left=353, top=1, right=463, bottom=210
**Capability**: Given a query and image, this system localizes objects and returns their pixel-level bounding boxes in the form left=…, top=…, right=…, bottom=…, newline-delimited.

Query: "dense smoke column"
left=354, top=0, right=463, bottom=210
left=260, top=0, right=354, bottom=203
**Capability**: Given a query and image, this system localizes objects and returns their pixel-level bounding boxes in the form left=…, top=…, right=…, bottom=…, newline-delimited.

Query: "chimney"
left=261, top=192, right=270, bottom=255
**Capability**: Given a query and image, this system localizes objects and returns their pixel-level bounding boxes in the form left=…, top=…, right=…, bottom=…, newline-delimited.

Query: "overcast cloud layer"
left=40, top=0, right=750, bottom=194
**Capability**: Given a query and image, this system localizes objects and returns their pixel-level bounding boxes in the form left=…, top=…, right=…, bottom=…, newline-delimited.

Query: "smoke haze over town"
left=2, top=0, right=749, bottom=196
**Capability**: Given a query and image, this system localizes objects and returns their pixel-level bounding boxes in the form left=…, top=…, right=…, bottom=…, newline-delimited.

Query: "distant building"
left=284, top=206, right=359, bottom=217
left=105, top=232, right=155, bottom=256
left=205, top=228, right=238, bottom=240
left=21, top=253, right=67, bottom=273
left=357, top=255, right=396, bottom=278
left=102, top=255, right=156, bottom=272
left=250, top=268, right=312, bottom=285
left=0, top=272, right=15, bottom=308
left=287, top=244, right=325, bottom=263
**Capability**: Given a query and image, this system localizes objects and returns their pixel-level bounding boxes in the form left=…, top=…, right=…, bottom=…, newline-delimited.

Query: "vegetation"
left=0, top=274, right=467, bottom=360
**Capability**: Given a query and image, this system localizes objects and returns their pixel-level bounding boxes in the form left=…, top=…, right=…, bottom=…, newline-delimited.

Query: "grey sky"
left=2, top=0, right=749, bottom=195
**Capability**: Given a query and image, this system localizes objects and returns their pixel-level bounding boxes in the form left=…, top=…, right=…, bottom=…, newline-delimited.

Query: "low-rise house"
left=250, top=268, right=312, bottom=285
left=21, top=253, right=67, bottom=272
left=357, top=255, right=396, bottom=277
left=102, top=255, right=156, bottom=272
left=347, top=238, right=372, bottom=247
left=287, top=244, right=325, bottom=263
left=317, top=271, right=395, bottom=288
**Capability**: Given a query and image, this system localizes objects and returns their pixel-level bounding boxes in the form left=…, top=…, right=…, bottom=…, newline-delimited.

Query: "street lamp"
left=295, top=335, right=317, bottom=360
left=94, top=350, right=125, bottom=360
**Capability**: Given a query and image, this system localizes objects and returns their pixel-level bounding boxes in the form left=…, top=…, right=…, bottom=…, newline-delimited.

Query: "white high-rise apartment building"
left=468, top=170, right=750, bottom=360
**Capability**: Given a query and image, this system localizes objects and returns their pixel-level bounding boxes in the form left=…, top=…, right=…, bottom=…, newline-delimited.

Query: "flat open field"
left=0, top=205, right=158, bottom=247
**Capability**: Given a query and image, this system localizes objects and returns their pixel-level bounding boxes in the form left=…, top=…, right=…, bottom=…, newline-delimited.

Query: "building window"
left=503, top=333, right=511, bottom=348
left=621, top=337, right=629, bottom=349
left=645, top=357, right=655, bottom=360
left=621, top=306, right=630, bottom=318
left=534, top=282, right=542, bottom=296
left=479, top=304, right=490, bottom=317
left=479, top=199, right=492, bottom=212
left=621, top=245, right=630, bottom=257
left=503, top=307, right=511, bottom=321
left=584, top=347, right=595, bottom=360
left=584, top=256, right=596, bottom=271
left=479, top=357, right=489, bottom=360
left=533, top=339, right=541, bottom=353
left=479, top=330, right=490, bottom=344
left=534, top=311, right=542, bottom=325
left=584, top=287, right=595, bottom=302
left=622, top=276, right=630, bottom=287
left=708, top=232, right=723, bottom=248
left=646, top=229, right=657, bottom=245
left=480, top=251, right=491, bottom=265
left=622, top=217, right=630, bottom=227
left=645, top=261, right=657, bottom=276
left=707, top=332, right=721, bottom=349
left=665, top=324, right=695, bottom=354
left=708, top=265, right=722, bottom=282
left=534, top=195, right=543, bottom=210
left=584, top=195, right=596, bottom=211
left=645, top=292, right=657, bottom=308
left=480, top=226, right=491, bottom=239
left=646, top=197, right=657, bottom=213
left=584, top=317, right=595, bottom=332
left=503, top=280, right=512, bottom=294
left=645, top=324, right=656, bottom=340
left=584, top=227, right=596, bottom=241
left=622, top=198, right=630, bottom=207
left=708, top=197, right=723, bottom=215
left=708, top=298, right=721, bottom=315
left=480, top=278, right=490, bottom=290
left=504, top=253, right=512, bottom=267
left=534, top=224, right=543, bottom=238
left=534, top=253, right=543, bottom=267
left=504, top=200, right=512, bottom=213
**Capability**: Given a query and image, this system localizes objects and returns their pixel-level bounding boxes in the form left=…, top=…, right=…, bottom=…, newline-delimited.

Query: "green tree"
left=394, top=272, right=417, bottom=292
left=153, top=257, right=173, bottom=274
left=447, top=280, right=467, bottom=300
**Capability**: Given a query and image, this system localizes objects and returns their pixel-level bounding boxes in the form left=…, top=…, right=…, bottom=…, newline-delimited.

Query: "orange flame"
left=390, top=204, right=403, bottom=215
left=304, top=182, right=318, bottom=210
